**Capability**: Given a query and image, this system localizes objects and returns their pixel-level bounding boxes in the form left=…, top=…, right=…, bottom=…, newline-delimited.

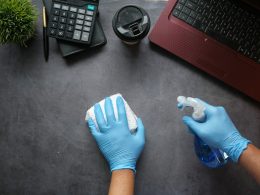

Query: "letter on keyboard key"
left=172, top=10, right=180, bottom=17
left=187, top=17, right=194, bottom=25
left=186, top=1, right=197, bottom=10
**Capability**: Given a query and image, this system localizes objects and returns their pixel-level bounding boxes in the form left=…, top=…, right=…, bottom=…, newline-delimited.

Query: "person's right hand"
left=87, top=96, right=145, bottom=172
left=182, top=99, right=251, bottom=163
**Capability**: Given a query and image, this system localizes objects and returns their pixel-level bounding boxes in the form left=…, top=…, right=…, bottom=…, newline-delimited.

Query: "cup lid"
left=112, top=5, right=151, bottom=42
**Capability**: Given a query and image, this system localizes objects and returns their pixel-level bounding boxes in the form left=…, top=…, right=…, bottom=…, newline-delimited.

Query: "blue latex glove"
left=87, top=96, right=145, bottom=172
left=181, top=99, right=251, bottom=162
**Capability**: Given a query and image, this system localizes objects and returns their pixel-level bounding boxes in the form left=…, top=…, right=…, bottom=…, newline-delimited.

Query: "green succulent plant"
left=0, top=0, right=38, bottom=46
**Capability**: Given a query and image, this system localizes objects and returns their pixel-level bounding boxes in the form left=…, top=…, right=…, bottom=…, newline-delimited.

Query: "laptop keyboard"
left=172, top=0, right=260, bottom=63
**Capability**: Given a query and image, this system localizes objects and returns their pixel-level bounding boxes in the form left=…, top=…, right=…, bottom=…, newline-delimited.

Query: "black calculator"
left=48, top=0, right=99, bottom=45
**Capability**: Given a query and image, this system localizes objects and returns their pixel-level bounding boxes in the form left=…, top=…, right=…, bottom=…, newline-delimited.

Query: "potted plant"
left=0, top=0, right=38, bottom=47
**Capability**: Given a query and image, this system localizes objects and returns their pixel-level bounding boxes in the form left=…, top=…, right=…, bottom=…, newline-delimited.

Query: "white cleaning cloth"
left=85, top=94, right=138, bottom=132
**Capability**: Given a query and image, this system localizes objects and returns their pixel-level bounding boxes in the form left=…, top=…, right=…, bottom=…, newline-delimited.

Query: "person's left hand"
left=87, top=96, right=145, bottom=172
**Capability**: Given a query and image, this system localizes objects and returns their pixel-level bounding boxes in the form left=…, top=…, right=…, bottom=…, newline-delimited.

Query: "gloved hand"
left=87, top=96, right=145, bottom=172
left=181, top=99, right=251, bottom=162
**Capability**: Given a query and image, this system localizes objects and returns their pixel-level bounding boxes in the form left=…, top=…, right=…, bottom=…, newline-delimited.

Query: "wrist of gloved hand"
left=110, top=160, right=136, bottom=172
left=222, top=131, right=251, bottom=162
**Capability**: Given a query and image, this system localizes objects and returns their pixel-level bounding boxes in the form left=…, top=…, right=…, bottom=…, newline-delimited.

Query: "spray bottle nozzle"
left=177, top=96, right=206, bottom=122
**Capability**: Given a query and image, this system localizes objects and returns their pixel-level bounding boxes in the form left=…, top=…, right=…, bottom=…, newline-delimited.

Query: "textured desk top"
left=0, top=0, right=259, bottom=194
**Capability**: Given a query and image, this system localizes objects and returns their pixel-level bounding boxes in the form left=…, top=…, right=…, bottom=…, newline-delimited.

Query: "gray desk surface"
left=0, top=0, right=259, bottom=194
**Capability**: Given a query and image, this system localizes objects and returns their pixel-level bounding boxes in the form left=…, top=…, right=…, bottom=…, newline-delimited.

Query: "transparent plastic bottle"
left=194, top=135, right=228, bottom=168
left=177, top=96, right=229, bottom=168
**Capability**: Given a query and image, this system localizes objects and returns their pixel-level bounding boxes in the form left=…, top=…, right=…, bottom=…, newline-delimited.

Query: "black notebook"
left=43, top=0, right=107, bottom=57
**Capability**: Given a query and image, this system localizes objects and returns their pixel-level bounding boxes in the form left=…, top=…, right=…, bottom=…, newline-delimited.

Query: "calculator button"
left=61, top=11, right=68, bottom=17
left=84, top=21, right=91, bottom=26
left=73, top=30, right=82, bottom=40
left=76, top=19, right=84, bottom=25
left=52, top=16, right=58, bottom=22
left=60, top=17, right=67, bottom=23
left=87, top=5, right=95, bottom=11
left=69, top=13, right=76, bottom=19
left=77, top=14, right=85, bottom=20
left=81, top=32, right=89, bottom=42
left=62, top=5, right=69, bottom=11
left=68, top=19, right=75, bottom=25
left=59, top=24, right=66, bottom=30
left=50, top=22, right=58, bottom=28
left=54, top=3, right=61, bottom=9
left=83, top=26, right=90, bottom=32
left=85, top=16, right=92, bottom=21
left=58, top=31, right=65, bottom=37
left=50, top=28, right=57, bottom=35
left=86, top=11, right=94, bottom=16
left=53, top=9, right=60, bottom=16
left=66, top=32, right=73, bottom=39
left=75, top=25, right=83, bottom=30
left=78, top=9, right=86, bottom=14
left=67, top=25, right=74, bottom=32
left=70, top=7, right=77, bottom=12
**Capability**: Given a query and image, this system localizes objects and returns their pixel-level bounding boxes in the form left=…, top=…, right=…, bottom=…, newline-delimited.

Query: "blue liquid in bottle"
left=194, top=135, right=228, bottom=168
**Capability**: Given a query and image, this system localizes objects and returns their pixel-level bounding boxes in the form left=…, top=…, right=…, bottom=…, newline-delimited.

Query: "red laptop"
left=149, top=0, right=260, bottom=102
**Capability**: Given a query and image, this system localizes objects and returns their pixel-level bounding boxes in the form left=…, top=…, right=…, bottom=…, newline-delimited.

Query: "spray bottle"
left=177, top=96, right=229, bottom=168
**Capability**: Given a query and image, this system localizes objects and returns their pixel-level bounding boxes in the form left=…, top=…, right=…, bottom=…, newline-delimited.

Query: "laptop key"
left=196, top=7, right=203, bottom=14
left=179, top=13, right=188, bottom=21
left=186, top=1, right=197, bottom=10
left=173, top=9, right=181, bottom=17
left=176, top=3, right=184, bottom=11
left=187, top=17, right=194, bottom=25
left=196, top=14, right=203, bottom=21
left=193, top=20, right=202, bottom=28
left=190, top=11, right=197, bottom=18
left=182, top=7, right=191, bottom=15
left=179, top=0, right=187, bottom=4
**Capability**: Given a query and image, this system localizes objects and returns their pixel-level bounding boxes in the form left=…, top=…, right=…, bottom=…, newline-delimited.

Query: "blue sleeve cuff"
left=111, top=165, right=136, bottom=174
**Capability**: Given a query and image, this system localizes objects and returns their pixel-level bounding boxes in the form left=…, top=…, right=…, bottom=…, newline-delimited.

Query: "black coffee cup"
left=112, top=5, right=151, bottom=45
